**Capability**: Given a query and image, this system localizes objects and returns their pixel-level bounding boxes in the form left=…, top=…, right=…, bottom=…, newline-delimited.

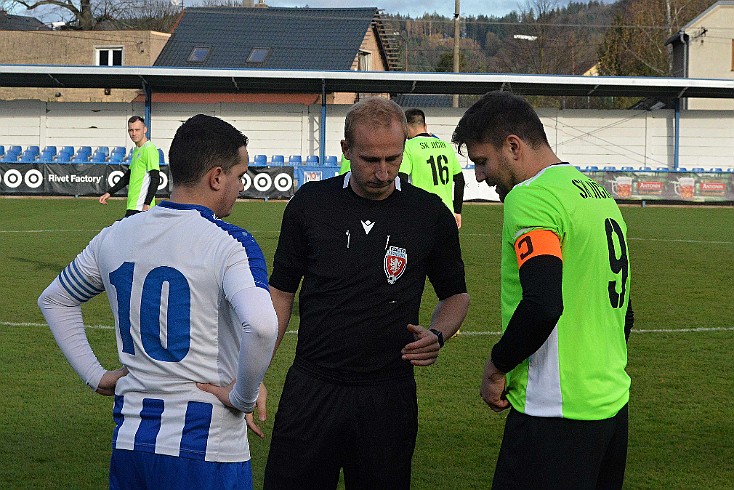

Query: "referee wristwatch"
left=429, top=328, right=445, bottom=348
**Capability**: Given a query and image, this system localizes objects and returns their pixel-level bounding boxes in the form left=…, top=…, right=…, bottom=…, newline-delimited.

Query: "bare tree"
left=597, top=0, right=717, bottom=77
left=10, top=0, right=180, bottom=30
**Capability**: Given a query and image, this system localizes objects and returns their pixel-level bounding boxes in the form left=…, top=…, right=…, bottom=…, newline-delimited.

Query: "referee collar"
left=342, top=172, right=402, bottom=192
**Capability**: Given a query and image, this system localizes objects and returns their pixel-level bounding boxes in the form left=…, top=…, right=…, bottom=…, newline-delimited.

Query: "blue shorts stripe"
left=180, top=401, right=213, bottom=460
left=112, top=395, right=124, bottom=447
left=134, top=398, right=164, bottom=452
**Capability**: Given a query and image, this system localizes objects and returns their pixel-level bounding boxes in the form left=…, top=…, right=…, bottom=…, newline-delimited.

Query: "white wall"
left=1, top=100, right=732, bottom=171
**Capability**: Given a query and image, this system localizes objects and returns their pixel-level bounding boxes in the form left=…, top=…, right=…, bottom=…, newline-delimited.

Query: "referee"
left=264, top=97, right=470, bottom=489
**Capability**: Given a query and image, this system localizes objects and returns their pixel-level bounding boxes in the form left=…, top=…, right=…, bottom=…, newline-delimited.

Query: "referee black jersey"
left=270, top=174, right=467, bottom=384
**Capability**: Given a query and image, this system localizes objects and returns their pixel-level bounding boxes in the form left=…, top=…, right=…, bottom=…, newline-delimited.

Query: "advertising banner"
left=0, top=164, right=171, bottom=197
left=590, top=170, right=734, bottom=203
left=242, top=166, right=294, bottom=200
left=1, top=164, right=729, bottom=202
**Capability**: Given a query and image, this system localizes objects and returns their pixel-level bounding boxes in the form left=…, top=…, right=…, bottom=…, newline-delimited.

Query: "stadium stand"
left=289, top=155, right=302, bottom=165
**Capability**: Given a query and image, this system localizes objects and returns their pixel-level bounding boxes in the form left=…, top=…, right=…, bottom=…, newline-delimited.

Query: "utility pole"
left=452, top=0, right=460, bottom=108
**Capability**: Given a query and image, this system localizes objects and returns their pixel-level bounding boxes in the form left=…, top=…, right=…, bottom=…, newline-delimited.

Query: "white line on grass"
left=2, top=321, right=732, bottom=335
left=0, top=229, right=732, bottom=245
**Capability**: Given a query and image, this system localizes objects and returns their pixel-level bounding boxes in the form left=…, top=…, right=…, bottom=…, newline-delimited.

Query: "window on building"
left=97, top=48, right=123, bottom=66
left=246, top=47, right=270, bottom=64
left=358, top=50, right=372, bottom=71
left=187, top=47, right=211, bottom=63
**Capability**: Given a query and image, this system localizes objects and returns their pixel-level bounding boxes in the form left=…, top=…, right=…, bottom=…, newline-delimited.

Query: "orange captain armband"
left=514, top=229, right=562, bottom=268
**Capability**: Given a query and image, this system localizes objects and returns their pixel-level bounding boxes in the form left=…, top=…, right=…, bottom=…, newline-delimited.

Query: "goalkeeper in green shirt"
left=400, top=109, right=464, bottom=229
left=453, top=92, right=633, bottom=489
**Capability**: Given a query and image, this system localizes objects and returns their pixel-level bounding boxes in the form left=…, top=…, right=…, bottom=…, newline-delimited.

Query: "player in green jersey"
left=338, top=153, right=350, bottom=175
left=400, top=109, right=464, bottom=228
left=453, top=91, right=634, bottom=489
left=99, top=116, right=161, bottom=217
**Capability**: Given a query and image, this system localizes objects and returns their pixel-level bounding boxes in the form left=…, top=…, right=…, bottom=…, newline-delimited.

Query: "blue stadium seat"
left=42, top=146, right=57, bottom=156
left=726, top=168, right=734, bottom=172
left=253, top=154, right=267, bottom=166
left=602, top=166, right=617, bottom=171
left=158, top=148, right=165, bottom=165
left=0, top=145, right=4, bottom=157
left=112, top=146, right=126, bottom=155
left=584, top=166, right=599, bottom=171
left=20, top=151, right=37, bottom=163
left=39, top=150, right=56, bottom=162
left=78, top=146, right=92, bottom=155
left=639, top=166, right=652, bottom=171
left=3, top=151, right=20, bottom=162
left=712, top=168, right=723, bottom=172
left=90, top=151, right=107, bottom=163
left=620, top=166, right=634, bottom=171
left=288, top=155, right=302, bottom=165
left=271, top=155, right=285, bottom=165
left=56, top=151, right=71, bottom=163
left=97, top=146, right=110, bottom=156
left=9, top=145, right=22, bottom=154
left=691, top=167, right=705, bottom=172
left=675, top=167, right=688, bottom=172
left=325, top=155, right=338, bottom=166
left=109, top=152, right=124, bottom=163
left=655, top=167, right=669, bottom=172
left=26, top=145, right=40, bottom=156
left=61, top=146, right=74, bottom=155
left=306, top=155, right=319, bottom=165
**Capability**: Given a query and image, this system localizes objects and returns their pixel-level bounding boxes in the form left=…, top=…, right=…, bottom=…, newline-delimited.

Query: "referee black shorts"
left=492, top=404, right=628, bottom=490
left=264, top=365, right=418, bottom=490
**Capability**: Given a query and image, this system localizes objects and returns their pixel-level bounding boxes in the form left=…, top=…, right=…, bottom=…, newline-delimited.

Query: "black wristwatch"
left=429, top=328, right=445, bottom=348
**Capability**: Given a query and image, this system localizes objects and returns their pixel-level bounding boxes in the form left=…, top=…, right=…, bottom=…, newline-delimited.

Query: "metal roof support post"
left=673, top=98, right=680, bottom=170
left=320, top=79, right=326, bottom=165
left=144, top=81, right=152, bottom=140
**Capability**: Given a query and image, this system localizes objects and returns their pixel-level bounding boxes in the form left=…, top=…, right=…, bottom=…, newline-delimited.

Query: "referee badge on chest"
left=384, top=245, right=407, bottom=284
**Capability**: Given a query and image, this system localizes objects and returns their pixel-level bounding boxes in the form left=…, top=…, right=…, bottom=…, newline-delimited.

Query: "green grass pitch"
left=0, top=196, right=732, bottom=489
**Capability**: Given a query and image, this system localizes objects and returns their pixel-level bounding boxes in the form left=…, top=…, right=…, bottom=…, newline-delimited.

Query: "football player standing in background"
left=453, top=91, right=633, bottom=489
left=400, top=108, right=465, bottom=229
left=99, top=116, right=160, bottom=217
left=39, top=114, right=277, bottom=490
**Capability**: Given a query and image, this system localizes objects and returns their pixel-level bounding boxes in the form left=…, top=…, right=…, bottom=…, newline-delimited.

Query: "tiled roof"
left=0, top=10, right=49, bottom=31
left=155, top=7, right=379, bottom=70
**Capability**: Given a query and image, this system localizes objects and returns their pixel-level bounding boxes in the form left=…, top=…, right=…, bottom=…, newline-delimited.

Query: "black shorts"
left=492, top=404, right=628, bottom=490
left=264, top=365, right=418, bottom=490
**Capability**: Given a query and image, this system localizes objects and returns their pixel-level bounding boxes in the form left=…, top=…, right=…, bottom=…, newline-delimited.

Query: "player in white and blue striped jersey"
left=38, top=114, right=277, bottom=490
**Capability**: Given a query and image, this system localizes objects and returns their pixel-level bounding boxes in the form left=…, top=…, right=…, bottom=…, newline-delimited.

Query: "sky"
left=264, top=1, right=529, bottom=18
